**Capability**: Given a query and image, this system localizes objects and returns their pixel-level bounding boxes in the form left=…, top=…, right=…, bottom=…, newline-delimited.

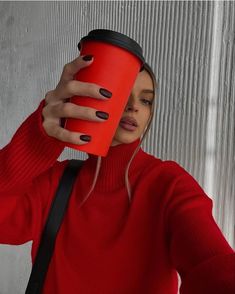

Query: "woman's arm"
left=0, top=54, right=111, bottom=245
left=166, top=165, right=235, bottom=293
left=0, top=100, right=65, bottom=245
left=0, top=99, right=65, bottom=194
left=0, top=159, right=67, bottom=246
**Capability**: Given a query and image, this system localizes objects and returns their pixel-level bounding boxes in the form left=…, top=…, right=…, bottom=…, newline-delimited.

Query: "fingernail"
left=80, top=135, right=91, bottom=142
left=99, top=88, right=112, bottom=98
left=96, top=111, right=109, bottom=120
left=83, top=55, right=93, bottom=61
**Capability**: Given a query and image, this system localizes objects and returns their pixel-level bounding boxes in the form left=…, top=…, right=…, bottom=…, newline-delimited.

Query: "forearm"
left=166, top=166, right=235, bottom=293
left=180, top=253, right=235, bottom=294
left=0, top=100, right=65, bottom=193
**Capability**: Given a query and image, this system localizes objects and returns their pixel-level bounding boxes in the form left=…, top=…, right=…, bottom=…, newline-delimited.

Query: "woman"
left=0, top=55, right=234, bottom=294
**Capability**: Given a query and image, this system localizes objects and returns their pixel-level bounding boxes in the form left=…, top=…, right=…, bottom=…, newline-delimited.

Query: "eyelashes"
left=126, top=97, right=153, bottom=107
left=141, top=98, right=153, bottom=106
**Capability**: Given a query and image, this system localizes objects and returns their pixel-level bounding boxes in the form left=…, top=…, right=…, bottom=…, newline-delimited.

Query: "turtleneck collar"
left=83, top=138, right=143, bottom=192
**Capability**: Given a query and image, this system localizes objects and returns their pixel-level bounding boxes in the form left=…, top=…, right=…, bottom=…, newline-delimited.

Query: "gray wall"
left=0, top=1, right=234, bottom=293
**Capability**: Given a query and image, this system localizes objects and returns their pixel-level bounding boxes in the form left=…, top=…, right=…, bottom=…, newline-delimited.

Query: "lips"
left=120, top=116, right=138, bottom=127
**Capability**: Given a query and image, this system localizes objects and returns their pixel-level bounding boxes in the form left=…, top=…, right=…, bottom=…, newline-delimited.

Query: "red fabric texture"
left=0, top=100, right=234, bottom=294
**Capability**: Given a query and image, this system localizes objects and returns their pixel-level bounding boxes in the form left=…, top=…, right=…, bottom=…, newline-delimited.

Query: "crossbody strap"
left=25, top=159, right=84, bottom=294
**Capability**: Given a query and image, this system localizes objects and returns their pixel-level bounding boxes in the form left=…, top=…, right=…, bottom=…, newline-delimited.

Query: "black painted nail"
left=80, top=135, right=91, bottom=142
left=96, top=111, right=109, bottom=120
left=99, top=88, right=112, bottom=98
left=83, top=55, right=93, bottom=61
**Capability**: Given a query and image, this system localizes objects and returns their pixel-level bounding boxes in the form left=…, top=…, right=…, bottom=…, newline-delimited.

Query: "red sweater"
left=0, top=100, right=235, bottom=294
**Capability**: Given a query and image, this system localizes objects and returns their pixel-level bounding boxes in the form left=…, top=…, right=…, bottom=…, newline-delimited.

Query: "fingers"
left=42, top=120, right=92, bottom=145
left=60, top=55, right=93, bottom=82
left=43, top=102, right=109, bottom=122
left=42, top=102, right=109, bottom=145
left=42, top=54, right=112, bottom=146
left=53, top=80, right=112, bottom=101
left=45, top=54, right=112, bottom=105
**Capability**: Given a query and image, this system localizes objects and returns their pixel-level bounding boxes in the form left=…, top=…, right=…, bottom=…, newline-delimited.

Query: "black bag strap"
left=25, top=159, right=84, bottom=294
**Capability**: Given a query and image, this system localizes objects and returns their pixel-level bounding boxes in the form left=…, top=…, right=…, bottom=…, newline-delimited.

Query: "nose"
left=124, top=97, right=138, bottom=112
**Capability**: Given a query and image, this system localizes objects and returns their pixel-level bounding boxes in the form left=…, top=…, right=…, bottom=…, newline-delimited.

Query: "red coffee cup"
left=64, top=29, right=145, bottom=156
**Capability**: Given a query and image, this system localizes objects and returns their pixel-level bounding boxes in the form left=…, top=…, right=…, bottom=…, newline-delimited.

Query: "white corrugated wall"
left=0, top=1, right=234, bottom=293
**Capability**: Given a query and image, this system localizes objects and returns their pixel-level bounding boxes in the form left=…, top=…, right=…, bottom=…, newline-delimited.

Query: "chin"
left=112, top=128, right=140, bottom=146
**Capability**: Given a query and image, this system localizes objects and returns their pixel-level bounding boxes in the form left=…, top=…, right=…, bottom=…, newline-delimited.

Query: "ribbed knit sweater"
left=0, top=100, right=235, bottom=294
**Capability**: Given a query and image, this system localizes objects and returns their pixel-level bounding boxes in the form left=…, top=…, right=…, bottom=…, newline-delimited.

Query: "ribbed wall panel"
left=213, top=1, right=235, bottom=247
left=0, top=1, right=234, bottom=293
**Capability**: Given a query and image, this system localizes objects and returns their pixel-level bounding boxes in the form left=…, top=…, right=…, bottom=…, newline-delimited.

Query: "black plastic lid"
left=78, top=29, right=145, bottom=65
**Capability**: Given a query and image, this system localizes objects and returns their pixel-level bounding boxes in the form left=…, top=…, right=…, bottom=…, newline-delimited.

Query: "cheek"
left=141, top=111, right=151, bottom=128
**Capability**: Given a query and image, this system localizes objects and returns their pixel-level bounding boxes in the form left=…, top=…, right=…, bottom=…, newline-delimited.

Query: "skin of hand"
left=42, top=55, right=154, bottom=147
left=42, top=55, right=112, bottom=145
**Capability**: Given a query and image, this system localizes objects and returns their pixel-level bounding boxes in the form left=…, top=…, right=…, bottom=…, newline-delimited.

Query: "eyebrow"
left=141, top=89, right=154, bottom=94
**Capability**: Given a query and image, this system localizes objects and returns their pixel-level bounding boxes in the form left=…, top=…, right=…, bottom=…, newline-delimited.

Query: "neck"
left=83, top=139, right=142, bottom=192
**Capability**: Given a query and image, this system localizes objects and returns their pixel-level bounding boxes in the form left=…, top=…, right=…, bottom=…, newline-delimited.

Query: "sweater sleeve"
left=165, top=163, right=235, bottom=294
left=0, top=99, right=65, bottom=193
left=0, top=100, right=65, bottom=244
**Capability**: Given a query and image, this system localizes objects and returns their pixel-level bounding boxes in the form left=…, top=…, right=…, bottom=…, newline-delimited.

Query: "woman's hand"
left=42, top=55, right=112, bottom=145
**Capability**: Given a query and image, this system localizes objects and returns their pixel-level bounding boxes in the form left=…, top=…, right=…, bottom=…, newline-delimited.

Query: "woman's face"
left=111, top=70, right=154, bottom=146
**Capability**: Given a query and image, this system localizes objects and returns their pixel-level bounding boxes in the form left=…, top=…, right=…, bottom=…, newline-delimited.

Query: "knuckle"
left=53, top=126, right=63, bottom=139
left=66, top=80, right=77, bottom=94
left=50, top=104, right=59, bottom=117
left=62, top=102, right=73, bottom=116
left=46, top=103, right=62, bottom=119
left=42, top=121, right=53, bottom=137
left=63, top=63, right=70, bottom=73
left=42, top=105, right=50, bottom=119
left=44, top=93, right=50, bottom=104
left=42, top=120, right=47, bottom=132
left=45, top=90, right=55, bottom=104
left=42, top=106, right=47, bottom=118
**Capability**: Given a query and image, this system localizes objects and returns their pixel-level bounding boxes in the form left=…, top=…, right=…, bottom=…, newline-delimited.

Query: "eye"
left=140, top=98, right=153, bottom=106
